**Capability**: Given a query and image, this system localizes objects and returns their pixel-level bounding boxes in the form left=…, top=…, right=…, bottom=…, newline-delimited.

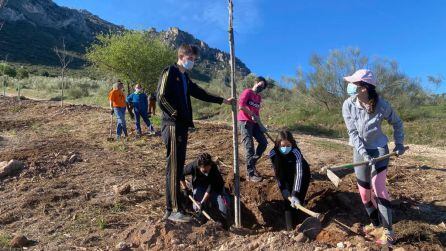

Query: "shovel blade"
left=298, top=217, right=322, bottom=240
left=326, top=169, right=341, bottom=187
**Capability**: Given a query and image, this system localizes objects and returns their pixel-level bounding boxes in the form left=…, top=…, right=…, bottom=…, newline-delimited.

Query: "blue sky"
left=54, top=0, right=446, bottom=94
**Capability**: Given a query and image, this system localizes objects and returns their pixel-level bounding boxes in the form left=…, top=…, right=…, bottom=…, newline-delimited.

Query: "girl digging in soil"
left=269, top=130, right=311, bottom=226
left=342, top=69, right=406, bottom=246
left=108, top=81, right=128, bottom=140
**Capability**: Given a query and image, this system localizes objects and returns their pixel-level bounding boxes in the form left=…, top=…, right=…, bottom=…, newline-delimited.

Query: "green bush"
left=67, top=86, right=86, bottom=99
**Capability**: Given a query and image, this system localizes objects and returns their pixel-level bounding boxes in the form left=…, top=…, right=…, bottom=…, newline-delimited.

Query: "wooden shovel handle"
left=288, top=197, right=322, bottom=220
left=264, top=131, right=275, bottom=142
left=188, top=195, right=213, bottom=221
left=329, top=146, right=409, bottom=171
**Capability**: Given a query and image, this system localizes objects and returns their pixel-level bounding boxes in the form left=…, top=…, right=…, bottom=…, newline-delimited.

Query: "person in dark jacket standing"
left=269, top=130, right=311, bottom=225
left=157, top=44, right=234, bottom=223
left=182, top=153, right=231, bottom=228
left=126, top=84, right=155, bottom=136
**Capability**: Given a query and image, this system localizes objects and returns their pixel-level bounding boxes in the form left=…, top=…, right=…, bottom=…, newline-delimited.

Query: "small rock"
left=336, top=242, right=345, bottom=249
left=113, top=184, right=131, bottom=195
left=294, top=232, right=308, bottom=242
left=351, top=223, right=362, bottom=233
left=0, top=160, right=25, bottom=178
left=85, top=192, right=92, bottom=200
left=439, top=222, right=446, bottom=229
left=115, top=242, right=131, bottom=251
left=10, top=235, right=30, bottom=248
left=344, top=241, right=352, bottom=248
left=61, top=155, right=68, bottom=163
left=393, top=248, right=406, bottom=251
left=69, top=154, right=81, bottom=164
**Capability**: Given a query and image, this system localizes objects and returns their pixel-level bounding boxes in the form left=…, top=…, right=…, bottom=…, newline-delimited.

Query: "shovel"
left=321, top=146, right=409, bottom=187
left=107, top=113, right=114, bottom=141
left=288, top=197, right=323, bottom=239
left=288, top=197, right=323, bottom=220
left=184, top=180, right=215, bottom=222
left=188, top=195, right=214, bottom=222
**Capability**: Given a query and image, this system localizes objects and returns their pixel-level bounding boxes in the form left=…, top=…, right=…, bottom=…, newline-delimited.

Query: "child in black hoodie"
left=182, top=153, right=231, bottom=228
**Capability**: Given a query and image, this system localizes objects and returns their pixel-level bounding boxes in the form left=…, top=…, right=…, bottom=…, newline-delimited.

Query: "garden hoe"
left=321, top=146, right=409, bottom=187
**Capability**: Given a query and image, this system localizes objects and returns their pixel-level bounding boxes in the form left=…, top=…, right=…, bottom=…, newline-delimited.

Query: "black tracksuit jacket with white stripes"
left=269, top=147, right=311, bottom=199
left=156, top=63, right=224, bottom=128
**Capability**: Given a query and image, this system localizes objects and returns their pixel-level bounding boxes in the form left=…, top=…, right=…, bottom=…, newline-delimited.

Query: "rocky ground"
left=0, top=96, right=445, bottom=250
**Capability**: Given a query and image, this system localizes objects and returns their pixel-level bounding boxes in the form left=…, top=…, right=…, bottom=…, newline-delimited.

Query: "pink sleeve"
left=239, top=89, right=250, bottom=106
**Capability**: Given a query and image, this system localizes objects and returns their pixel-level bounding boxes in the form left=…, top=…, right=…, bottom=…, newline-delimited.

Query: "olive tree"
left=86, top=31, right=175, bottom=92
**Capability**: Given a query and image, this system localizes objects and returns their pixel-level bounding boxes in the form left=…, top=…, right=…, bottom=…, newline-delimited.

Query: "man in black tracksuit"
left=183, top=153, right=231, bottom=228
left=157, top=44, right=233, bottom=223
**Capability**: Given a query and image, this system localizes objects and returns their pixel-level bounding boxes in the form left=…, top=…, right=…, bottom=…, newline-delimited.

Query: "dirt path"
left=0, top=96, right=445, bottom=250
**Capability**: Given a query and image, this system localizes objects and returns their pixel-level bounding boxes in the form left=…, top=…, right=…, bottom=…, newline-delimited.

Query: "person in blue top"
left=126, top=84, right=155, bottom=136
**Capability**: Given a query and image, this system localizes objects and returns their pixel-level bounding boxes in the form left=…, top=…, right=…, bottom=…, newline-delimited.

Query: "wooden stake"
left=228, top=0, right=241, bottom=228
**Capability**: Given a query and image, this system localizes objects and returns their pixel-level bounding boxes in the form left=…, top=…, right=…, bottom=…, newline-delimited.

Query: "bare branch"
left=54, top=38, right=73, bottom=107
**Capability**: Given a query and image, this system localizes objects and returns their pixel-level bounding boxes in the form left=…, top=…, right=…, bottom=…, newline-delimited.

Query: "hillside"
left=0, top=96, right=445, bottom=250
left=0, top=0, right=250, bottom=79
left=0, top=0, right=122, bottom=67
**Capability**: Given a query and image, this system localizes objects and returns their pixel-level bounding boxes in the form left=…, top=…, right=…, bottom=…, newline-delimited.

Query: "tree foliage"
left=287, top=47, right=431, bottom=111
left=86, top=31, right=176, bottom=92
left=0, top=63, right=16, bottom=78
left=17, top=67, right=29, bottom=79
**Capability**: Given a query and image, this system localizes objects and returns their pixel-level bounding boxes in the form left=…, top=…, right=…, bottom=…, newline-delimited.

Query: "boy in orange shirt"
left=108, top=81, right=128, bottom=139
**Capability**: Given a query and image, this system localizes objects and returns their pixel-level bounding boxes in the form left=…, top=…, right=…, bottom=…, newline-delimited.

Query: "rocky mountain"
left=0, top=0, right=122, bottom=67
left=147, top=27, right=250, bottom=81
left=0, top=0, right=251, bottom=79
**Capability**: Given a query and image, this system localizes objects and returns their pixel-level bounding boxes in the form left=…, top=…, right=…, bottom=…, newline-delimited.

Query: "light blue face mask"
left=280, top=146, right=292, bottom=155
left=182, top=59, right=194, bottom=70
left=347, top=83, right=358, bottom=96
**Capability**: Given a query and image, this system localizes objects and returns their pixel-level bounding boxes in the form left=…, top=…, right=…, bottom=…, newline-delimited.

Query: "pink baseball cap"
left=343, top=69, right=377, bottom=86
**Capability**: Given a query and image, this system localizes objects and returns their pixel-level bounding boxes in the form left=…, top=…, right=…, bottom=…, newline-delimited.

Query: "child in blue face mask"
left=126, top=84, right=155, bottom=136
left=269, top=130, right=311, bottom=227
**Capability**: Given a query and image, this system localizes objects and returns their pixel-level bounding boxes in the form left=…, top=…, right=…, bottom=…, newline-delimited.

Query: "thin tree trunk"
left=228, top=0, right=241, bottom=228
left=61, top=71, right=65, bottom=107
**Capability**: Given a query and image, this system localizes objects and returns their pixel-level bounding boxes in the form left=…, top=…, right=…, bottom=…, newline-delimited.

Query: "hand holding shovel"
left=188, top=195, right=214, bottom=222
left=321, top=146, right=409, bottom=187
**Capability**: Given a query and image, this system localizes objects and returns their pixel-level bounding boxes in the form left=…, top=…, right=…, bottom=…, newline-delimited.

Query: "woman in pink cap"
left=342, top=69, right=406, bottom=246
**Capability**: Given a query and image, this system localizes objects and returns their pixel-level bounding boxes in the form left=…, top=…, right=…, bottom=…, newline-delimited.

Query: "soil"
left=0, top=96, right=445, bottom=250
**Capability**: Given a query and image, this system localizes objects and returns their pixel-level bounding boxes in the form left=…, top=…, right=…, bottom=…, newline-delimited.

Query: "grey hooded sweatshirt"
left=342, top=96, right=404, bottom=156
